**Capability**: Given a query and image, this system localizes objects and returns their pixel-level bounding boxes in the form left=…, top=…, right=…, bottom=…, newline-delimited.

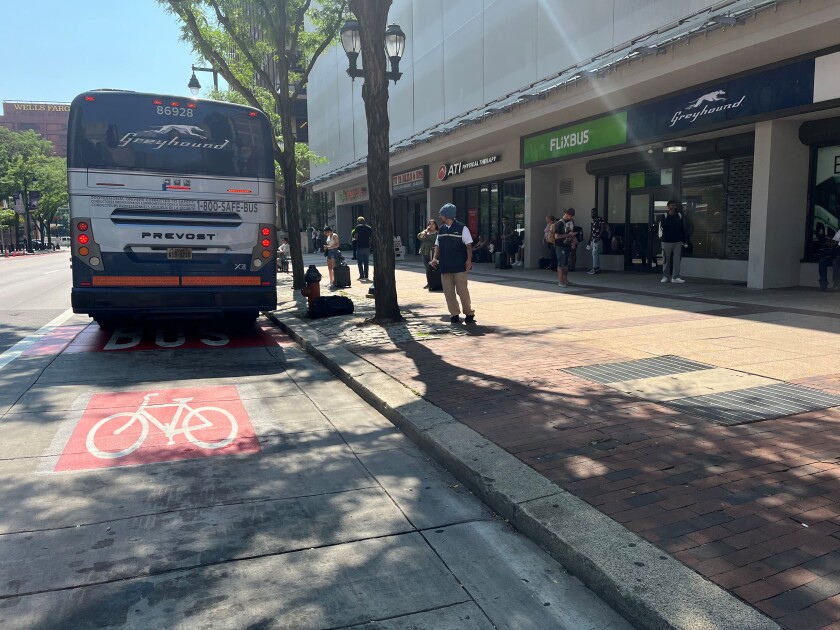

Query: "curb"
left=268, top=309, right=780, bottom=630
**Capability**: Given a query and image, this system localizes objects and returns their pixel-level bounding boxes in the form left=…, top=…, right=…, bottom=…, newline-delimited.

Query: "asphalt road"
left=0, top=252, right=73, bottom=354
left=0, top=311, right=631, bottom=629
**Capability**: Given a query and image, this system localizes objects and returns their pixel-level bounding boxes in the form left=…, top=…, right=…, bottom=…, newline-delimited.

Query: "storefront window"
left=682, top=160, right=725, bottom=259
left=502, top=179, right=525, bottom=244
left=607, top=175, right=626, bottom=254
left=453, top=178, right=523, bottom=250
left=809, top=145, right=840, bottom=257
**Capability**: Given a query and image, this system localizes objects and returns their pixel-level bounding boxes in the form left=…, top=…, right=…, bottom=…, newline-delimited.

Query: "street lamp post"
left=188, top=64, right=219, bottom=96
left=21, top=174, right=38, bottom=254
left=340, top=1, right=406, bottom=321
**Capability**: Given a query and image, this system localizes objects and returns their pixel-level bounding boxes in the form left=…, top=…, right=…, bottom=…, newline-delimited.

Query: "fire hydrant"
left=301, top=264, right=322, bottom=315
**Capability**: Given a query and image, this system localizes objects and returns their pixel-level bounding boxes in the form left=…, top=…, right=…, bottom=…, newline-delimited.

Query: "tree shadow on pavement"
left=367, top=316, right=840, bottom=629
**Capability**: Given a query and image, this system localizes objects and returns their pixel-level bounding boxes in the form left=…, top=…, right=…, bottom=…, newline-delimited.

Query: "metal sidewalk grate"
left=661, top=383, right=840, bottom=426
left=564, top=355, right=713, bottom=384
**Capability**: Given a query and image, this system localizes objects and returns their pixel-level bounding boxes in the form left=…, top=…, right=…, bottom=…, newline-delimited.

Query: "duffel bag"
left=310, top=296, right=355, bottom=319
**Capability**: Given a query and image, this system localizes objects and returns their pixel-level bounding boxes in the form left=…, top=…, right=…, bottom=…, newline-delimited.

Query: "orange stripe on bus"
left=92, top=276, right=180, bottom=287
left=181, top=276, right=261, bottom=286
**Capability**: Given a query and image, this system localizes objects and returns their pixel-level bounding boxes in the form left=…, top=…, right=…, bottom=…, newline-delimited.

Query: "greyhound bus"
left=66, top=90, right=277, bottom=329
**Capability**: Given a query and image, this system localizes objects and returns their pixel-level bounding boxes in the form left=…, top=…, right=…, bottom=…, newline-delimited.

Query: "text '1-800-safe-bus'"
left=67, top=89, right=277, bottom=330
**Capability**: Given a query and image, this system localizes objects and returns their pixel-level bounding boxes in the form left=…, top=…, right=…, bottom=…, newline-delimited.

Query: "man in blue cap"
left=430, top=203, right=475, bottom=323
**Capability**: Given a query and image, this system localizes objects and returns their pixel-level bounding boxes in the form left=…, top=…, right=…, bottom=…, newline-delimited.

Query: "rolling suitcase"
left=334, top=262, right=351, bottom=288
left=495, top=251, right=510, bottom=269
left=426, top=264, right=443, bottom=292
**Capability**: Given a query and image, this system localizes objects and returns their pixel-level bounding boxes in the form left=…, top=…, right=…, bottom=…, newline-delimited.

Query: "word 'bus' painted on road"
left=63, top=324, right=288, bottom=353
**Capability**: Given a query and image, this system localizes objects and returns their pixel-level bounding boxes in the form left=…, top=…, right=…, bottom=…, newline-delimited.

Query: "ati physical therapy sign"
left=521, top=57, right=817, bottom=168
left=437, top=155, right=500, bottom=181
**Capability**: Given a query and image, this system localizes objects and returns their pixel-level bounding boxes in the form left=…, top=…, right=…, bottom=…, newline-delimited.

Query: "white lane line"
left=0, top=308, right=76, bottom=371
left=44, top=269, right=60, bottom=274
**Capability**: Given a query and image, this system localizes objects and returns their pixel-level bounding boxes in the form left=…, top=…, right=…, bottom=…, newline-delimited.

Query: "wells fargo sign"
left=6, top=102, right=71, bottom=113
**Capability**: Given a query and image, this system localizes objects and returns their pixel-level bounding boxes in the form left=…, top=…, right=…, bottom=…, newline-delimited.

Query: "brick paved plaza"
left=281, top=257, right=840, bottom=630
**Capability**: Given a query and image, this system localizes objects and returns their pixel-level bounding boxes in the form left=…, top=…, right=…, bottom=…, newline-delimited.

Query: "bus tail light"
left=71, top=217, right=104, bottom=271
left=250, top=224, right=276, bottom=271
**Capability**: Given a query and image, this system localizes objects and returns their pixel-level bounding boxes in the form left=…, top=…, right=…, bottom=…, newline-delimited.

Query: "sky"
left=1, top=0, right=228, bottom=108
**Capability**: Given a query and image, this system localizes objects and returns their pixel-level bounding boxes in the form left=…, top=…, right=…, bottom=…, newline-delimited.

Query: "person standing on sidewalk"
left=817, top=228, right=840, bottom=291
left=353, top=216, right=372, bottom=281
left=417, top=219, right=438, bottom=288
left=544, top=215, right=557, bottom=271
left=587, top=208, right=609, bottom=275
left=659, top=200, right=688, bottom=284
left=431, top=203, right=475, bottom=324
left=555, top=209, right=576, bottom=288
left=322, top=226, right=341, bottom=289
left=501, top=216, right=515, bottom=266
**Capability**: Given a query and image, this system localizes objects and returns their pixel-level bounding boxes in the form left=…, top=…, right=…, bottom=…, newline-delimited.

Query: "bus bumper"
left=72, top=287, right=277, bottom=316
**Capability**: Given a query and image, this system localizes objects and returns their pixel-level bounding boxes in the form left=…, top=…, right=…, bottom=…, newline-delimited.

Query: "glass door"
left=627, top=193, right=652, bottom=271
left=625, top=188, right=672, bottom=271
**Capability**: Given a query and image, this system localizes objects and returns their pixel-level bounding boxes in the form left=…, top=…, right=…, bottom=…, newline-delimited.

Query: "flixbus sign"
left=521, top=112, right=627, bottom=168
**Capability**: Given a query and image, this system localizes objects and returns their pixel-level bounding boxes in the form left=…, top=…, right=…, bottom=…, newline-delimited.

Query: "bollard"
left=301, top=264, right=322, bottom=315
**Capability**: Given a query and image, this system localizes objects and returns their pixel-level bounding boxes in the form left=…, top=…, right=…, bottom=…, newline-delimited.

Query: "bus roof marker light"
left=249, top=112, right=258, bottom=117
left=153, top=99, right=163, bottom=105
left=85, top=96, right=95, bottom=102
left=187, top=103, right=196, bottom=109
left=170, top=101, right=180, bottom=107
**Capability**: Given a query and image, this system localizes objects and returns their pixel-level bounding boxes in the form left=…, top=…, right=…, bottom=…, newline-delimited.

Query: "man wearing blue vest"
left=430, top=203, right=475, bottom=324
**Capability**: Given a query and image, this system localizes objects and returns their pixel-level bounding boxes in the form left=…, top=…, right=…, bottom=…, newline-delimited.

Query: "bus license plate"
left=167, top=248, right=193, bottom=260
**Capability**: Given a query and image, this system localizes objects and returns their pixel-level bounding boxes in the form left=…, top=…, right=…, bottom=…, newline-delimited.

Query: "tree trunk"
left=351, top=0, right=402, bottom=323
left=281, top=152, right=304, bottom=290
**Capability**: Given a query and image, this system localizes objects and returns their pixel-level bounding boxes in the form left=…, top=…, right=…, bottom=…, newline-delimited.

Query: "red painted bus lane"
left=63, top=322, right=291, bottom=353
left=54, top=386, right=260, bottom=472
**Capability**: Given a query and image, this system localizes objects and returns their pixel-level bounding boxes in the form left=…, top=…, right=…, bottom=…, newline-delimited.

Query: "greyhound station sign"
left=522, top=56, right=819, bottom=168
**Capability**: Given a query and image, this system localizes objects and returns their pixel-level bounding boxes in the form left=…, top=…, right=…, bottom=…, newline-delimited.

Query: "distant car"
left=30, top=239, right=45, bottom=250
left=58, top=236, right=71, bottom=248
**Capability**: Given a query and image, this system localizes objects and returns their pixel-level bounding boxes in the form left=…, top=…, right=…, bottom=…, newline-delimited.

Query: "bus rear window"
left=68, top=94, right=274, bottom=179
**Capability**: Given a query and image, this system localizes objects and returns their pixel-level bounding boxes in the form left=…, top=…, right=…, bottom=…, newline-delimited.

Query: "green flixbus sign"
left=521, top=112, right=628, bottom=167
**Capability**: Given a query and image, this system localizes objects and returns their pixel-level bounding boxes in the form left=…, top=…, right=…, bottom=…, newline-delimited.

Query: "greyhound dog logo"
left=686, top=90, right=726, bottom=110
left=146, top=125, right=208, bottom=140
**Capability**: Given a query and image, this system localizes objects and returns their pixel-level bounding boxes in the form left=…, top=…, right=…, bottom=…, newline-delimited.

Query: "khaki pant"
left=662, top=241, right=683, bottom=278
left=441, top=272, right=473, bottom=316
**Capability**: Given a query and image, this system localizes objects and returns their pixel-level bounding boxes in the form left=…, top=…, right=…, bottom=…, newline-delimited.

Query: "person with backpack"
left=587, top=207, right=610, bottom=275
left=554, top=209, right=576, bottom=288
left=658, top=200, right=689, bottom=283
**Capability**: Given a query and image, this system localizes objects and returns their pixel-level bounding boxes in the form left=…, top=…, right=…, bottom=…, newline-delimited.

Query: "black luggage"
left=426, top=264, right=443, bottom=292
left=310, top=296, right=354, bottom=319
left=538, top=257, right=550, bottom=269
left=495, top=251, right=510, bottom=269
left=334, top=262, right=351, bottom=288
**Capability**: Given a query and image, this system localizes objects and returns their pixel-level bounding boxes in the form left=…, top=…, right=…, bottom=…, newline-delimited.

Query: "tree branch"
left=170, top=2, right=282, bottom=158
left=207, top=0, right=276, bottom=94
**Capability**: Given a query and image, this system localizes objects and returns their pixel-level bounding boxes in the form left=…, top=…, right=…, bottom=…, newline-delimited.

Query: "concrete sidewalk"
left=272, top=257, right=840, bottom=629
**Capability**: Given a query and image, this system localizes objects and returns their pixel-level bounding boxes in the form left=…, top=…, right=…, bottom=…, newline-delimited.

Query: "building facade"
left=306, top=0, right=840, bottom=288
left=0, top=101, right=70, bottom=157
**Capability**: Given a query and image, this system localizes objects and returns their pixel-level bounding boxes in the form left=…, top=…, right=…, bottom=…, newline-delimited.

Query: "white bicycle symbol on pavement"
left=86, top=393, right=238, bottom=459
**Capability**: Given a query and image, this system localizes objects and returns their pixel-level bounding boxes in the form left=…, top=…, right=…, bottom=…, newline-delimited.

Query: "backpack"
left=597, top=218, right=611, bottom=243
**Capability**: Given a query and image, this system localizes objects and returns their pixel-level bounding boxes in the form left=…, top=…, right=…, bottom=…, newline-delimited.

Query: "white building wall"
left=309, top=0, right=721, bottom=178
